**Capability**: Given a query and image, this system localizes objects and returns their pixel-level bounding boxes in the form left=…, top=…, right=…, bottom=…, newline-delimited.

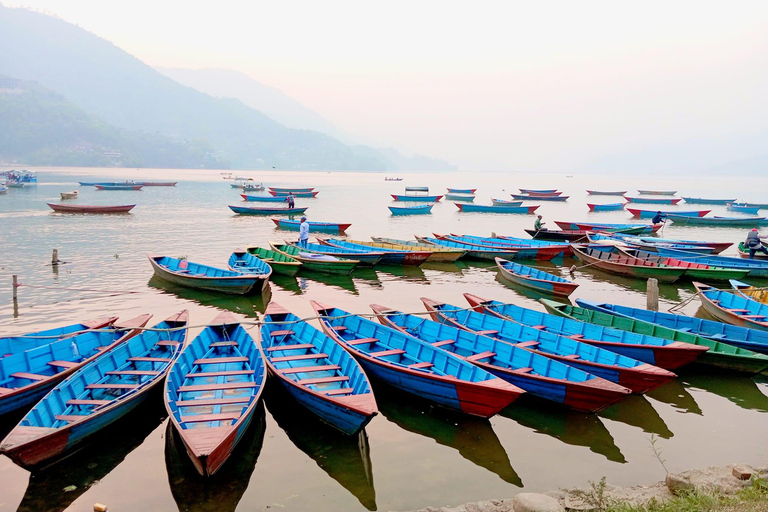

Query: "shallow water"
left=1, top=168, right=767, bottom=512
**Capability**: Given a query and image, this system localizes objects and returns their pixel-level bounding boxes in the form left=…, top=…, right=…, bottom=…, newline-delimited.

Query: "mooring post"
left=12, top=274, right=19, bottom=318
left=647, top=278, right=659, bottom=311
left=52, top=249, right=59, bottom=265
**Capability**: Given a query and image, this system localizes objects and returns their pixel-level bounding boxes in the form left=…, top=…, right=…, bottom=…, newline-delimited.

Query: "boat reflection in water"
left=165, top=403, right=267, bottom=512
left=683, top=371, right=768, bottom=413
left=646, top=378, right=702, bottom=415
left=147, top=275, right=271, bottom=317
left=375, top=382, right=522, bottom=486
left=494, top=273, right=572, bottom=304
left=599, top=395, right=673, bottom=439
left=16, top=398, right=167, bottom=512
left=264, top=385, right=377, bottom=511
left=502, top=397, right=625, bottom=464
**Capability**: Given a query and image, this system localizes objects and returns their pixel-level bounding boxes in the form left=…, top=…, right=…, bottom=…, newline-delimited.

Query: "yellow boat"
left=368, top=237, right=466, bottom=262
left=730, top=279, right=768, bottom=304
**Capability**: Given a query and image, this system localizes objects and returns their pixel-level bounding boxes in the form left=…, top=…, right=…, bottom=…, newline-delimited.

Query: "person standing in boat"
left=534, top=215, right=546, bottom=232
left=745, top=228, right=768, bottom=259
left=298, top=216, right=309, bottom=248
left=651, top=211, right=665, bottom=224
left=286, top=192, right=295, bottom=209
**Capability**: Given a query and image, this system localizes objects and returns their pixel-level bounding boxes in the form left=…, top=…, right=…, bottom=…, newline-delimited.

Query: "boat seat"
left=11, top=372, right=47, bottom=381
left=128, top=357, right=172, bottom=363
left=176, top=397, right=252, bottom=407
left=266, top=343, right=314, bottom=352
left=105, top=370, right=160, bottom=376
left=332, top=326, right=348, bottom=331
left=185, top=369, right=255, bottom=378
left=726, top=309, right=750, bottom=313
left=178, top=382, right=257, bottom=392
left=323, top=387, right=354, bottom=396
left=86, top=383, right=140, bottom=390
left=513, top=367, right=533, bottom=374
left=563, top=354, right=581, bottom=359
left=372, top=349, right=406, bottom=357
left=348, top=337, right=379, bottom=346
left=279, top=364, right=340, bottom=374
left=0, top=387, right=11, bottom=396
left=465, top=351, right=496, bottom=362
left=272, top=353, right=328, bottom=363
left=180, top=412, right=242, bottom=424
left=530, top=325, right=547, bottom=330
left=431, top=339, right=456, bottom=347
left=742, top=315, right=767, bottom=319
left=296, top=375, right=350, bottom=386
left=67, top=399, right=111, bottom=407
left=209, top=341, right=238, bottom=347
left=55, top=415, right=88, bottom=423
left=193, top=356, right=248, bottom=365
left=516, top=341, right=540, bottom=348
left=157, top=340, right=181, bottom=347
left=48, top=360, right=78, bottom=369
left=408, top=362, right=434, bottom=370
left=568, top=334, right=585, bottom=339
left=270, top=330, right=295, bottom=337
left=476, top=330, right=499, bottom=336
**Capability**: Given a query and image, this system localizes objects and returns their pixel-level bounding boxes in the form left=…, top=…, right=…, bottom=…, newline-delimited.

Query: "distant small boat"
left=137, top=181, right=177, bottom=186
left=588, top=203, right=625, bottom=212
left=229, top=205, right=308, bottom=215
left=271, top=218, right=351, bottom=234
left=447, top=188, right=477, bottom=194
left=240, top=194, right=288, bottom=202
left=242, top=183, right=265, bottom=192
left=147, top=254, right=266, bottom=294
left=388, top=204, right=434, bottom=215
left=495, top=257, right=578, bottom=297
left=60, top=190, right=79, bottom=200
left=445, top=193, right=475, bottom=202
left=47, top=203, right=135, bottom=213
left=456, top=203, right=539, bottom=214
left=95, top=184, right=144, bottom=191
left=666, top=215, right=768, bottom=227
left=511, top=193, right=569, bottom=201
left=391, top=193, right=443, bottom=202
left=0, top=186, right=6, bottom=194
left=555, top=221, right=661, bottom=234
left=490, top=198, right=524, bottom=206
left=727, top=203, right=761, bottom=215
left=587, top=190, right=627, bottom=196
left=681, top=197, right=737, bottom=205
left=384, top=177, right=403, bottom=181
left=623, top=196, right=681, bottom=205
left=519, top=189, right=558, bottom=194
left=269, top=187, right=315, bottom=193
left=637, top=190, right=677, bottom=196
left=627, top=208, right=710, bottom=219
left=270, top=190, right=319, bottom=198
left=7, top=182, right=27, bottom=188
left=245, top=246, right=302, bottom=276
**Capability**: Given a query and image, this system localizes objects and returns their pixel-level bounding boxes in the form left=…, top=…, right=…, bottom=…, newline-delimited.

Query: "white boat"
left=60, top=190, right=79, bottom=199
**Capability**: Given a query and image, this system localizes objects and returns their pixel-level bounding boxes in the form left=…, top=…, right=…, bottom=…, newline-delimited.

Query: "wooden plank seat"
left=55, top=415, right=88, bottom=423
left=209, top=341, right=238, bottom=347
left=726, top=309, right=750, bottom=313
left=569, top=334, right=584, bottom=339
left=348, top=337, right=379, bottom=346
left=531, top=325, right=547, bottom=330
left=372, top=349, right=406, bottom=357
left=157, top=340, right=181, bottom=347
left=331, top=325, right=348, bottom=331
left=431, top=339, right=456, bottom=347
left=742, top=315, right=767, bottom=319
left=176, top=397, right=251, bottom=407
left=563, top=354, right=581, bottom=359
left=185, top=369, right=254, bottom=378
left=178, top=382, right=257, bottom=392
left=271, top=353, right=328, bottom=363
left=296, top=375, right=350, bottom=386
left=516, top=341, right=540, bottom=348
left=48, top=360, right=78, bottom=369
left=180, top=412, right=242, bottom=424
left=106, top=370, right=161, bottom=376
left=465, top=351, right=496, bottom=362
left=476, top=330, right=499, bottom=335
left=408, top=362, right=434, bottom=369
left=279, top=364, right=340, bottom=375
left=324, top=387, right=354, bottom=396
left=270, top=330, right=295, bottom=337
left=513, top=367, right=533, bottom=374
left=86, top=383, right=140, bottom=390
left=193, top=356, right=248, bottom=365
left=128, top=356, right=172, bottom=363
left=266, top=343, right=314, bottom=352
left=67, top=399, right=111, bottom=406
left=0, top=387, right=12, bottom=395
left=11, top=372, right=47, bottom=381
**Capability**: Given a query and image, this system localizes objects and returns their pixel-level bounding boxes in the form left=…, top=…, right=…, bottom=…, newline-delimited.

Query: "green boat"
left=615, top=247, right=750, bottom=282
left=570, top=244, right=686, bottom=283
left=269, top=242, right=359, bottom=275
left=541, top=299, right=768, bottom=374
left=246, top=246, right=302, bottom=276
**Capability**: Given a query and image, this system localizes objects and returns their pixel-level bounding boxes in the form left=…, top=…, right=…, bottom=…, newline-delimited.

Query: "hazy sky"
left=5, top=1, right=768, bottom=171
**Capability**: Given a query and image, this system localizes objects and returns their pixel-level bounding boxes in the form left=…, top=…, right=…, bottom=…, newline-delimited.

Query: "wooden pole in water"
left=12, top=274, right=18, bottom=318
left=647, top=278, right=659, bottom=311
left=52, top=248, right=59, bottom=265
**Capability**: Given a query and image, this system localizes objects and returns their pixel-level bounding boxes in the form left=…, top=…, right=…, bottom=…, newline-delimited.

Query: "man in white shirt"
left=298, top=217, right=309, bottom=248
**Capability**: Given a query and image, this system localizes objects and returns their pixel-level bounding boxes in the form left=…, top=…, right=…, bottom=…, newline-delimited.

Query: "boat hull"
left=271, top=218, right=351, bottom=233
left=47, top=203, right=135, bottom=213
left=391, top=194, right=443, bottom=202
left=148, top=255, right=261, bottom=294
left=456, top=204, right=539, bottom=214
left=496, top=258, right=578, bottom=297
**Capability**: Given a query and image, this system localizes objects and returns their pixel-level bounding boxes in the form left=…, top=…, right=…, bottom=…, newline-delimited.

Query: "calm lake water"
left=1, top=167, right=767, bottom=512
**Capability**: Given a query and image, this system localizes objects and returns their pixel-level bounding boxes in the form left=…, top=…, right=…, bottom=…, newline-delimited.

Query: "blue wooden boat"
left=419, top=298, right=675, bottom=393
left=587, top=233, right=716, bottom=254
left=94, top=184, right=144, bottom=191
left=637, top=190, right=677, bottom=196
left=665, top=214, right=768, bottom=226
left=261, top=303, right=377, bottom=434
left=511, top=194, right=569, bottom=202
left=623, top=196, right=681, bottom=205
left=369, top=304, right=631, bottom=411
left=0, top=314, right=152, bottom=417
left=587, top=190, right=627, bottom=196
left=655, top=248, right=768, bottom=277
left=463, top=293, right=708, bottom=369
left=311, top=301, right=524, bottom=418
left=1, top=317, right=117, bottom=356
left=554, top=221, right=661, bottom=234
left=148, top=255, right=266, bottom=294
left=447, top=188, right=477, bottom=194
left=627, top=208, right=709, bottom=219
left=445, top=193, right=475, bottom=202
left=440, top=234, right=567, bottom=260
left=415, top=236, right=519, bottom=260
left=270, top=190, right=319, bottom=198
left=391, top=193, right=443, bottom=202
left=240, top=194, right=289, bottom=203
left=490, top=198, right=524, bottom=206
left=573, top=299, right=768, bottom=355
left=455, top=203, right=540, bottom=214
left=283, top=240, right=383, bottom=267
left=681, top=197, right=737, bottom=205
left=727, top=203, right=761, bottom=215
left=227, top=250, right=272, bottom=289
left=317, top=238, right=431, bottom=265
left=519, top=189, right=557, bottom=194
left=388, top=204, right=433, bottom=215
left=229, top=205, right=308, bottom=215
left=587, top=203, right=625, bottom=212
left=165, top=311, right=267, bottom=476
left=271, top=218, right=351, bottom=233
left=693, top=282, right=768, bottom=331
left=495, top=257, right=578, bottom=297
left=0, top=313, right=187, bottom=469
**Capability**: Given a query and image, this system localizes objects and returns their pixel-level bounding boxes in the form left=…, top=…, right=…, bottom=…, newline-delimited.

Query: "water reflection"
left=645, top=378, right=702, bottom=415
left=375, top=265, right=427, bottom=282
left=683, top=372, right=768, bottom=413
left=147, top=276, right=271, bottom=317
left=502, top=398, right=625, bottom=463
left=16, top=398, right=167, bottom=512
left=599, top=395, right=674, bottom=439
left=571, top=267, right=682, bottom=302
left=264, top=385, right=377, bottom=511
left=270, top=274, right=303, bottom=294
left=375, top=382, right=522, bottom=486
left=420, top=261, right=468, bottom=274
left=165, top=403, right=267, bottom=512
left=494, top=273, right=572, bottom=304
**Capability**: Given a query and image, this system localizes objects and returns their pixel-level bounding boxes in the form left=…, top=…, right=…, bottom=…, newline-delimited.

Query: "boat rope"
left=667, top=293, right=699, bottom=313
